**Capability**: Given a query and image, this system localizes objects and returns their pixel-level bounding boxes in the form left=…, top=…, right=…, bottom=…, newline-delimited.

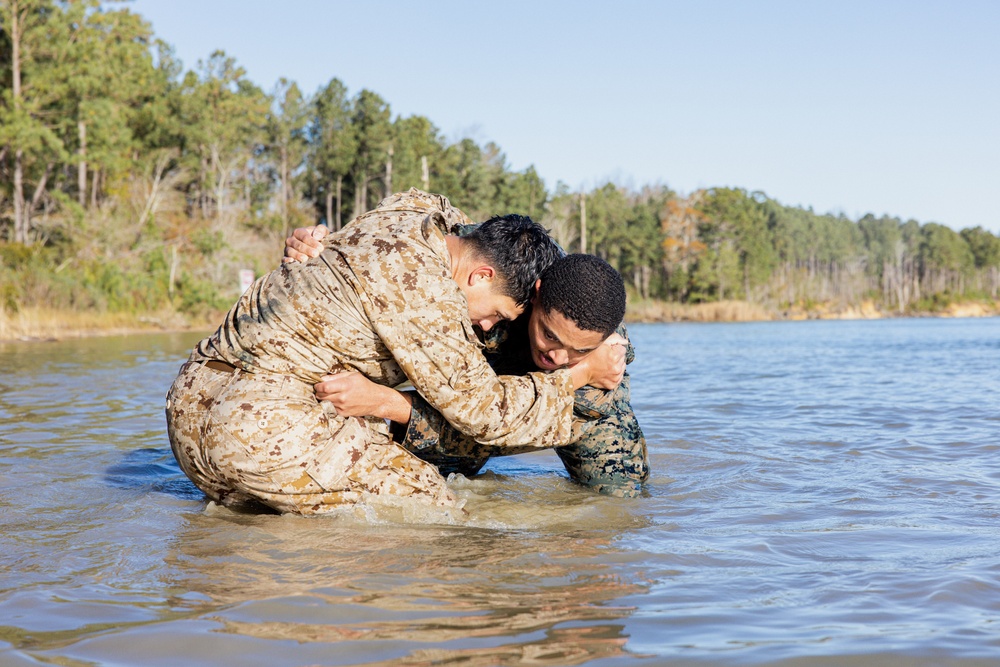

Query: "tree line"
left=560, top=185, right=1000, bottom=314
left=2, top=0, right=998, bottom=322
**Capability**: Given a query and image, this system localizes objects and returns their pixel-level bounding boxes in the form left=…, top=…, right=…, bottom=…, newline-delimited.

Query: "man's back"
left=193, top=190, right=470, bottom=386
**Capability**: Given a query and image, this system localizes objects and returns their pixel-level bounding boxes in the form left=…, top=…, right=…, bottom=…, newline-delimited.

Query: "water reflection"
left=322, top=625, right=633, bottom=666
left=160, top=504, right=647, bottom=664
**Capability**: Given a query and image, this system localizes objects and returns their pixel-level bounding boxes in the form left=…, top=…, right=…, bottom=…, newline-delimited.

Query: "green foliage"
left=307, top=77, right=357, bottom=229
left=960, top=226, right=1000, bottom=269
left=698, top=188, right=776, bottom=298
left=191, top=229, right=225, bottom=256
left=0, top=241, right=43, bottom=268
left=176, top=272, right=230, bottom=316
left=390, top=114, right=441, bottom=194
left=349, top=89, right=392, bottom=213
left=911, top=291, right=955, bottom=313
left=0, top=241, right=166, bottom=313
left=435, top=139, right=508, bottom=220
left=496, top=166, right=548, bottom=221
left=920, top=223, right=973, bottom=274
left=0, top=244, right=27, bottom=311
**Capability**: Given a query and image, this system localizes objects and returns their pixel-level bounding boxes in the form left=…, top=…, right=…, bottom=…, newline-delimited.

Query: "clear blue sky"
left=126, top=0, right=1000, bottom=233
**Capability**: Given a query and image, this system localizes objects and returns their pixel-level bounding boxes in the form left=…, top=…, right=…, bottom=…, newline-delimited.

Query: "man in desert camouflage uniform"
left=166, top=189, right=625, bottom=515
left=285, top=231, right=649, bottom=497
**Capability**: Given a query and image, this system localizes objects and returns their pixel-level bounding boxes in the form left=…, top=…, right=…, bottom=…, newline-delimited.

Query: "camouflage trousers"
left=165, top=360, right=459, bottom=515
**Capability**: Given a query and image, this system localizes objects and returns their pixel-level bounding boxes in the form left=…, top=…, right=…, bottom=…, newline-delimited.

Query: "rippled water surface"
left=2, top=318, right=999, bottom=666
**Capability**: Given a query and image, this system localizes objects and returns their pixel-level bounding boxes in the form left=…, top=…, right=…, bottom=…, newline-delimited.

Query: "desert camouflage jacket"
left=191, top=188, right=577, bottom=449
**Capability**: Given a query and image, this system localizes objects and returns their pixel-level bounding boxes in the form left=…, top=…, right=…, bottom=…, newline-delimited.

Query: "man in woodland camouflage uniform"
left=166, top=189, right=625, bottom=515
left=285, top=232, right=649, bottom=497
left=400, top=255, right=648, bottom=497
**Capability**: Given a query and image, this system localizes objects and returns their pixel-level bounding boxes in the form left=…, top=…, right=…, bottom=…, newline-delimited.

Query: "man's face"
left=464, top=279, right=523, bottom=332
left=527, top=291, right=608, bottom=371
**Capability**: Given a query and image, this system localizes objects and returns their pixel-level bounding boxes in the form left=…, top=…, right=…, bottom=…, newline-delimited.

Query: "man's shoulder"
left=374, top=189, right=475, bottom=230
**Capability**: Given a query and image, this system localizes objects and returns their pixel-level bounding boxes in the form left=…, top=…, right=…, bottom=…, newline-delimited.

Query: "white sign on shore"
left=239, top=269, right=255, bottom=295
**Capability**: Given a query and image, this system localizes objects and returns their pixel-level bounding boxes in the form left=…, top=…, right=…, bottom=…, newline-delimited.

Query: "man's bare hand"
left=574, top=333, right=627, bottom=390
left=314, top=371, right=412, bottom=423
left=282, top=225, right=328, bottom=264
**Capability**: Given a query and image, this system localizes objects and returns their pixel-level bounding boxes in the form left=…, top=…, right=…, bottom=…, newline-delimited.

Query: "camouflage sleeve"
left=376, top=306, right=575, bottom=449
left=398, top=391, right=555, bottom=475
left=571, top=382, right=617, bottom=421
left=556, top=373, right=649, bottom=497
left=399, top=376, right=649, bottom=496
left=395, top=392, right=492, bottom=477
left=620, top=322, right=636, bottom=365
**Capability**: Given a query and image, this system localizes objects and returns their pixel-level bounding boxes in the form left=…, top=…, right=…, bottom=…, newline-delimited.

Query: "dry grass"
left=627, top=299, right=775, bottom=323
left=0, top=306, right=217, bottom=342
left=627, top=297, right=1000, bottom=324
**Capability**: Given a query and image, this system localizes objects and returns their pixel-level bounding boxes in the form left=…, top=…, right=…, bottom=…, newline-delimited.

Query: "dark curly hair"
left=538, top=254, right=626, bottom=337
left=463, top=214, right=563, bottom=307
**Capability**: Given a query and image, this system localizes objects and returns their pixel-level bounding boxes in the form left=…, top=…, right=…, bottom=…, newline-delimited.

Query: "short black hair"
left=463, top=214, right=563, bottom=307
left=538, top=254, right=626, bottom=337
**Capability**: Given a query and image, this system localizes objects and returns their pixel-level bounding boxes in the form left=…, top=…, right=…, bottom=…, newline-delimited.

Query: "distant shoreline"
left=625, top=298, right=1000, bottom=324
left=2, top=300, right=998, bottom=343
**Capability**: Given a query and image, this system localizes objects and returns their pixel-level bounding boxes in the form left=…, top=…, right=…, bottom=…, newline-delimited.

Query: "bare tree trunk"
left=168, top=243, right=178, bottom=297
left=210, top=146, right=231, bottom=219
left=10, top=2, right=26, bottom=243
left=717, top=241, right=726, bottom=299
left=325, top=187, right=333, bottom=230
left=359, top=169, right=368, bottom=215
left=420, top=155, right=429, bottom=191
left=137, top=151, right=172, bottom=226
left=280, top=145, right=289, bottom=237
left=90, top=167, right=99, bottom=209
left=335, top=174, right=342, bottom=230
left=384, top=144, right=393, bottom=198
left=29, top=161, right=52, bottom=209
left=351, top=175, right=361, bottom=221
left=17, top=161, right=53, bottom=243
left=633, top=265, right=651, bottom=299
left=579, top=192, right=586, bottom=254
left=882, top=261, right=891, bottom=306
left=78, top=121, right=87, bottom=207
left=199, top=151, right=208, bottom=218
left=13, top=150, right=26, bottom=244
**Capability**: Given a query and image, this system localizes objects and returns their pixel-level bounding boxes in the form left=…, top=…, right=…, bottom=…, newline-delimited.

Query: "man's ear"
left=531, top=278, right=542, bottom=305
left=469, top=265, right=496, bottom=286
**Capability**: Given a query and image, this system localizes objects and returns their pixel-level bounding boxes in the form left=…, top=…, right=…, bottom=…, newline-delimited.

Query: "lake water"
left=1, top=317, right=999, bottom=666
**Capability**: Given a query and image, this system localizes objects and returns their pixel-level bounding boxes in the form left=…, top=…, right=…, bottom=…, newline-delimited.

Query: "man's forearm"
left=380, top=388, right=414, bottom=424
